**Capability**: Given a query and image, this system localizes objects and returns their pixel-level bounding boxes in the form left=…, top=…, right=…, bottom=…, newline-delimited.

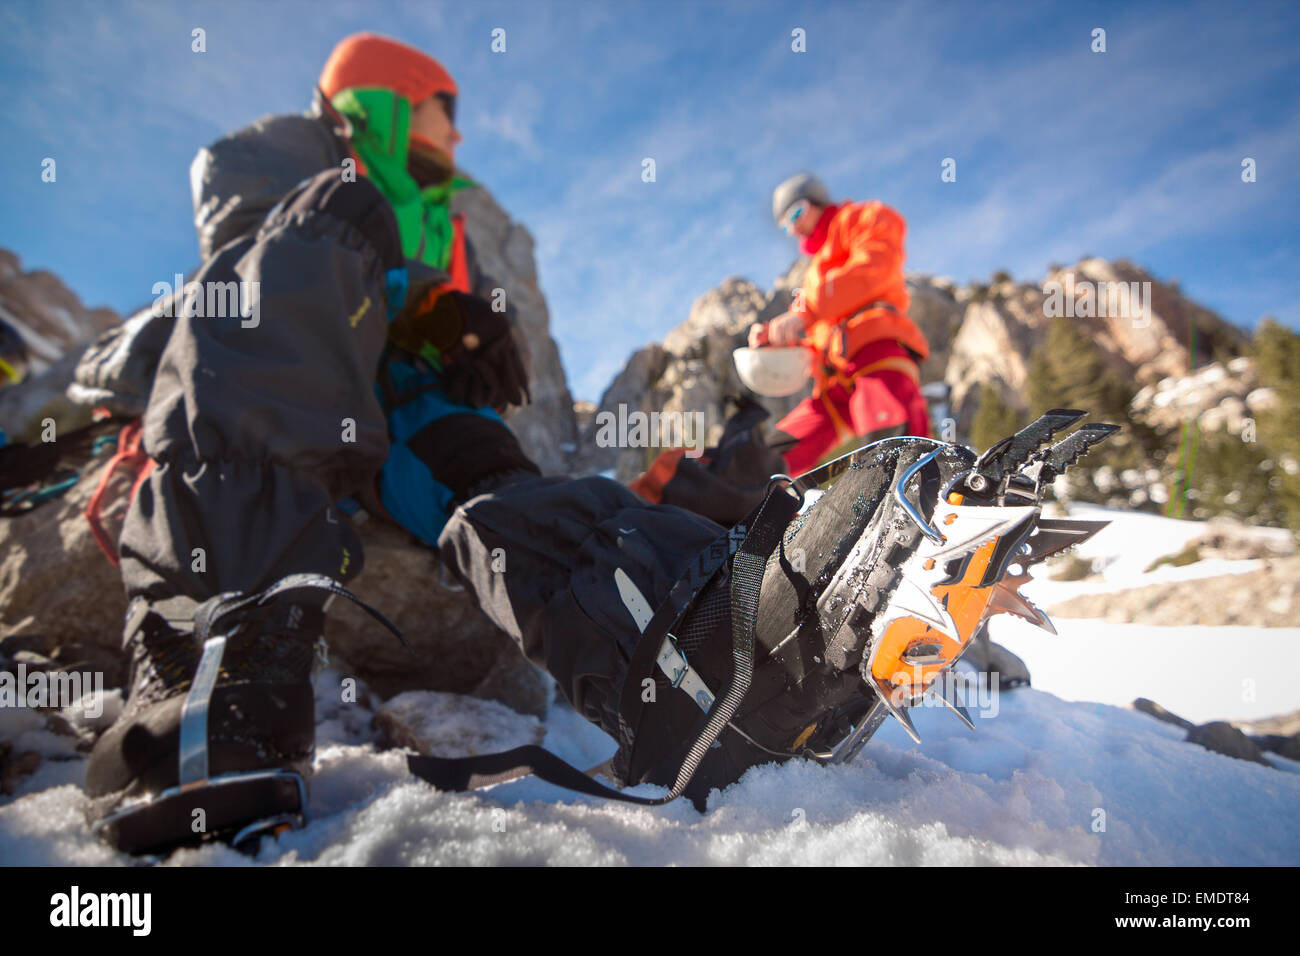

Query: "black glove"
left=422, top=291, right=531, bottom=410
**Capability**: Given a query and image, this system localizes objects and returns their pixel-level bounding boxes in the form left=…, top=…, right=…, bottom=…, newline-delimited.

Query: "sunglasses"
left=780, top=199, right=811, bottom=233
left=435, top=91, right=457, bottom=125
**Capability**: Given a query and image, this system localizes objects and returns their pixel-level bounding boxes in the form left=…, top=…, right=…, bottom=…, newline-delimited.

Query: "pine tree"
left=1027, top=316, right=1132, bottom=420
left=1251, top=319, right=1300, bottom=532
left=1026, top=316, right=1141, bottom=503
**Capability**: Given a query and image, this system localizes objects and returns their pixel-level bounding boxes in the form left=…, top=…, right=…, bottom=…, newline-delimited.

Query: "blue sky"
left=1, top=0, right=1296, bottom=401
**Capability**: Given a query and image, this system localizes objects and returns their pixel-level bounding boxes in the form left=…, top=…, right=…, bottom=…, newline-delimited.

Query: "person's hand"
left=747, top=321, right=770, bottom=349
left=767, top=311, right=806, bottom=347
left=423, top=291, right=531, bottom=410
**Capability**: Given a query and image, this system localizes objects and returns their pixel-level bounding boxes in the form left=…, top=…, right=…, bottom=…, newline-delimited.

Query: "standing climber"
left=628, top=174, right=933, bottom=523
left=752, top=173, right=932, bottom=477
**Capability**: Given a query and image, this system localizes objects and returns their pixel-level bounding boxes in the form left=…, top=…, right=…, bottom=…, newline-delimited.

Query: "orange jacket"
left=793, top=200, right=929, bottom=367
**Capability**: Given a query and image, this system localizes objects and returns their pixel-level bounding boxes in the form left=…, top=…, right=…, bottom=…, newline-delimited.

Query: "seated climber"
left=77, top=33, right=1103, bottom=855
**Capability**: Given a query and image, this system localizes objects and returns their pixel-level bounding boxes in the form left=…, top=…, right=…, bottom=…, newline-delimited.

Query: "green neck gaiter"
left=330, top=87, right=474, bottom=271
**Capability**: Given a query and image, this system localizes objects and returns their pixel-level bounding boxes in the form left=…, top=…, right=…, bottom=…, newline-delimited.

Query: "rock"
left=1185, top=721, right=1270, bottom=765
left=0, top=249, right=119, bottom=378
left=1132, top=359, right=1262, bottom=435
left=1232, top=709, right=1300, bottom=738
left=1048, top=555, right=1300, bottom=627
left=944, top=286, right=1053, bottom=432
left=1255, top=734, right=1300, bottom=762
left=905, top=276, right=963, bottom=384
left=1231, top=709, right=1300, bottom=760
left=1245, top=387, right=1278, bottom=414
left=945, top=259, right=1248, bottom=434
left=575, top=273, right=810, bottom=483
left=0, top=743, right=41, bottom=795
left=1132, top=697, right=1195, bottom=731
left=572, top=343, right=669, bottom=479
left=1187, top=520, right=1295, bottom=561
left=0, top=456, right=127, bottom=657
left=374, top=690, right=544, bottom=757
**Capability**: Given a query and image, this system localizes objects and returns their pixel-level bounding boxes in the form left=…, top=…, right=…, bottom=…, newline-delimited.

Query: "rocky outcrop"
left=452, top=183, right=578, bottom=475
left=1132, top=356, right=1277, bottom=436
left=904, top=275, right=964, bottom=384
left=1132, top=697, right=1195, bottom=731
left=1234, top=710, right=1300, bottom=761
left=1185, top=520, right=1295, bottom=561
left=0, top=250, right=118, bottom=376
left=944, top=282, right=1050, bottom=431
left=962, top=636, right=1031, bottom=688
left=573, top=273, right=812, bottom=482
left=0, top=250, right=120, bottom=441
left=943, top=259, right=1249, bottom=432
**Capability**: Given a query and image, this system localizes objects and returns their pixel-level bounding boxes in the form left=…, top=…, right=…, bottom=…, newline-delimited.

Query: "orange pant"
left=773, top=341, right=931, bottom=477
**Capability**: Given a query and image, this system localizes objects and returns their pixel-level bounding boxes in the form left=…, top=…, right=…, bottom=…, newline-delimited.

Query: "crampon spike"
left=986, top=572, right=1057, bottom=634
left=971, top=408, right=1087, bottom=484
left=934, top=689, right=976, bottom=731
left=1018, top=517, right=1110, bottom=568
left=1029, top=422, right=1122, bottom=484
left=869, top=674, right=923, bottom=744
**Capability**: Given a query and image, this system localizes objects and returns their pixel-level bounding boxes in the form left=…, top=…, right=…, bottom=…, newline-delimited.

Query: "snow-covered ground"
left=2, top=506, right=1297, bottom=866
left=1000, top=503, right=1300, bottom=724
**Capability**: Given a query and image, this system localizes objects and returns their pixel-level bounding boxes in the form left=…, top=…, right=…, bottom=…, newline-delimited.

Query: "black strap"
left=406, top=483, right=802, bottom=806
left=409, top=746, right=668, bottom=805
left=647, top=482, right=799, bottom=801
left=192, top=572, right=407, bottom=648
left=616, top=527, right=741, bottom=783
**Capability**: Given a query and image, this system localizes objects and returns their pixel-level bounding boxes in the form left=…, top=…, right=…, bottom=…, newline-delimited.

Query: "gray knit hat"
left=772, top=173, right=830, bottom=222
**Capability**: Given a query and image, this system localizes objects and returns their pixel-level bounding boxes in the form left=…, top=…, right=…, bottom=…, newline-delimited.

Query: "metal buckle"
left=666, top=635, right=688, bottom=688
left=767, top=472, right=805, bottom=506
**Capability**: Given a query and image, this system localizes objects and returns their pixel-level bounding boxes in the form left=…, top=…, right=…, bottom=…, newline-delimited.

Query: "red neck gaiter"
left=800, top=203, right=840, bottom=256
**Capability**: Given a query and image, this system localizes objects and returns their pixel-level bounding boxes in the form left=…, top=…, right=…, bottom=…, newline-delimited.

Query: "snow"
left=991, top=617, right=1300, bottom=725
left=2, top=507, right=1297, bottom=866
left=995, top=503, right=1300, bottom=724
left=4, top=679, right=1297, bottom=866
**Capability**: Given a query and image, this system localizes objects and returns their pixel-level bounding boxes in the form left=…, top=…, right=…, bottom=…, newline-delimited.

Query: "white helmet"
left=733, top=346, right=811, bottom=398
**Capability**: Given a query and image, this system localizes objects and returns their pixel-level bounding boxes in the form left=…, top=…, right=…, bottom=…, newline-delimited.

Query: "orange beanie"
left=319, top=32, right=457, bottom=103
